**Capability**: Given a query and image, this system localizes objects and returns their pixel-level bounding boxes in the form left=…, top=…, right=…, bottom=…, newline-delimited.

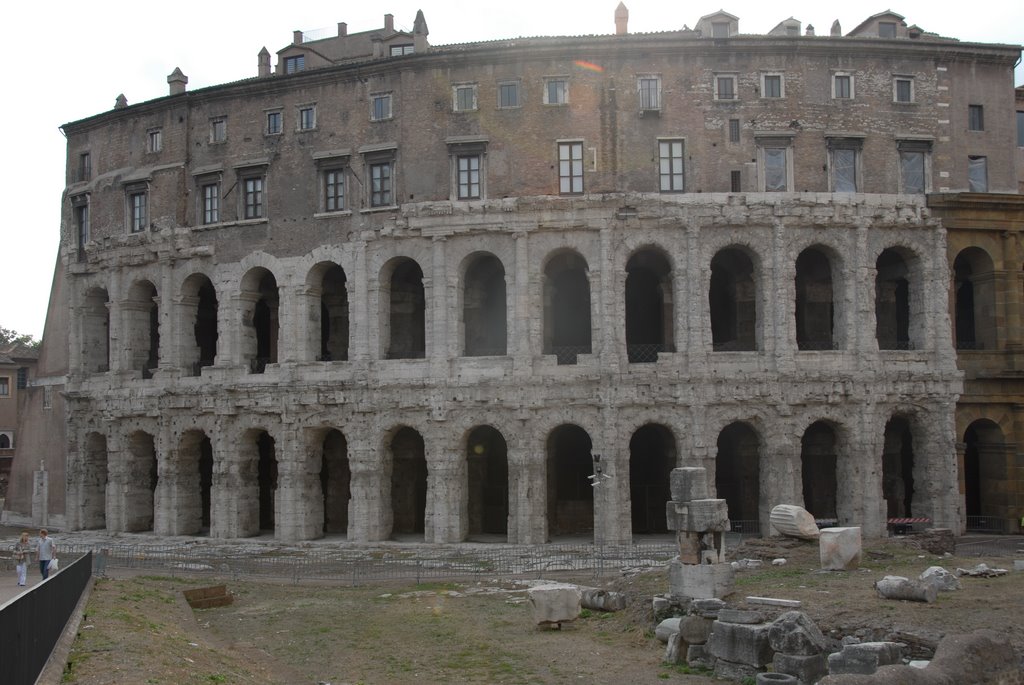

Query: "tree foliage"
left=0, top=326, right=40, bottom=350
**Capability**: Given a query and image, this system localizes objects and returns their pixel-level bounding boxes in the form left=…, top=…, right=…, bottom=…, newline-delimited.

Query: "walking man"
left=36, top=529, right=56, bottom=579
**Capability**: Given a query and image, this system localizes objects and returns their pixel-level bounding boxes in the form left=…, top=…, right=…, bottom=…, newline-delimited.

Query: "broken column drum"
left=666, top=467, right=735, bottom=599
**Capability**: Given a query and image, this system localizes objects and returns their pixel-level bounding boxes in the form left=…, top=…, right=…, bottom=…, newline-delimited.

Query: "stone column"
left=596, top=420, right=630, bottom=545
left=347, top=441, right=389, bottom=541
left=104, top=430, right=128, bottom=533
left=158, top=262, right=174, bottom=371
left=770, top=219, right=794, bottom=370
left=685, top=221, right=706, bottom=372
left=210, top=428, right=258, bottom=539
left=172, top=293, right=198, bottom=375
left=351, top=241, right=371, bottom=361
left=153, top=422, right=180, bottom=535
left=597, top=223, right=618, bottom=373
left=425, top=431, right=465, bottom=543
left=512, top=231, right=532, bottom=376
left=507, top=437, right=546, bottom=544
left=927, top=227, right=955, bottom=356
left=273, top=425, right=320, bottom=540
left=429, top=236, right=450, bottom=376
left=32, top=460, right=49, bottom=527
left=292, top=283, right=317, bottom=363
left=849, top=407, right=886, bottom=538
left=107, top=271, right=125, bottom=373
left=853, top=221, right=873, bottom=360
left=917, top=400, right=960, bottom=530
left=760, top=427, right=800, bottom=536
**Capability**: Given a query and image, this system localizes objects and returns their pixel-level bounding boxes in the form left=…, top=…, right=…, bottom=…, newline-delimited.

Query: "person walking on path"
left=35, top=529, right=56, bottom=580
left=12, top=531, right=30, bottom=586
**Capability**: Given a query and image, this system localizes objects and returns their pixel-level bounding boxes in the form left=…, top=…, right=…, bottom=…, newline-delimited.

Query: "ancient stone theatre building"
left=7, top=7, right=1022, bottom=542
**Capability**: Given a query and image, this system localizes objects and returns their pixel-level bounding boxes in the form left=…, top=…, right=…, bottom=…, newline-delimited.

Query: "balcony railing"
left=627, top=343, right=673, bottom=363
left=549, top=346, right=591, bottom=366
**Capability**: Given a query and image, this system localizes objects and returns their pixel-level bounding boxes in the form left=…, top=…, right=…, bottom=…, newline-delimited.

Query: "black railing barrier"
left=0, top=551, right=92, bottom=685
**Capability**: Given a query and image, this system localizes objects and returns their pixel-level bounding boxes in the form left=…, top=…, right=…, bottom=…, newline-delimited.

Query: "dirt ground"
left=58, top=536, right=1023, bottom=684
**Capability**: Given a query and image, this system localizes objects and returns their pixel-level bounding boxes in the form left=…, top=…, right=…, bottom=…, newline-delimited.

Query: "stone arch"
left=953, top=247, right=997, bottom=351
left=543, top=250, right=592, bottom=365
left=380, top=258, right=426, bottom=359
left=464, top=425, right=509, bottom=538
left=124, top=279, right=160, bottom=377
left=625, top=246, right=675, bottom=363
left=319, top=428, right=350, bottom=535
left=962, top=419, right=1006, bottom=530
left=307, top=261, right=349, bottom=362
left=795, top=246, right=836, bottom=350
left=387, top=426, right=427, bottom=538
left=629, top=423, right=676, bottom=534
left=462, top=253, right=507, bottom=357
left=715, top=422, right=760, bottom=531
left=710, top=246, right=758, bottom=351
left=81, top=287, right=110, bottom=374
left=881, top=415, right=917, bottom=518
left=181, top=272, right=218, bottom=376
left=240, top=267, right=279, bottom=373
left=800, top=421, right=838, bottom=519
left=124, top=430, right=158, bottom=532
left=546, top=424, right=594, bottom=538
left=80, top=432, right=108, bottom=529
left=875, top=247, right=923, bottom=350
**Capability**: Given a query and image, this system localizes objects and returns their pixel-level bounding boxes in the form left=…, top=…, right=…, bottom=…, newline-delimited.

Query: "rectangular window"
left=728, top=119, right=740, bottom=143
left=730, top=170, right=742, bottom=192
left=715, top=75, right=737, bottom=101
left=74, top=200, right=89, bottom=250
left=968, top=104, right=984, bottom=132
left=545, top=79, right=568, bottom=105
left=453, top=84, right=477, bottom=112
left=371, top=93, right=392, bottom=121
left=297, top=106, right=315, bottom=131
left=43, top=386, right=52, bottom=409
left=658, top=140, right=684, bottom=192
left=0, top=377, right=8, bottom=397
left=370, top=162, right=392, bottom=207
left=894, top=77, right=914, bottom=103
left=712, top=21, right=730, bottom=38
left=284, top=55, right=305, bottom=74
left=202, top=183, right=220, bottom=224
left=129, top=191, right=147, bottom=232
left=148, top=129, right=162, bottom=153
left=498, top=81, right=520, bottom=108
left=325, top=169, right=345, bottom=211
left=638, top=77, right=661, bottom=110
left=266, top=111, right=282, bottom=135
left=879, top=21, right=897, bottom=38
left=764, top=148, right=788, bottom=192
left=968, top=155, right=988, bottom=192
left=1018, top=111, right=1024, bottom=146
left=762, top=74, right=783, bottom=98
left=558, top=141, right=584, bottom=194
left=389, top=44, right=414, bottom=56
left=900, top=151, right=926, bottom=194
left=243, top=176, right=264, bottom=219
left=833, top=74, right=852, bottom=99
left=77, top=152, right=91, bottom=182
left=457, top=155, right=481, bottom=199
left=16, top=367, right=27, bottom=389
left=831, top=148, right=858, bottom=192
left=210, top=117, right=227, bottom=143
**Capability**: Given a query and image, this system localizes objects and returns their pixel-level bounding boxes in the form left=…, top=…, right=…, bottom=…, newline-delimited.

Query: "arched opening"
left=629, top=424, right=676, bottom=534
left=241, top=268, right=279, bottom=374
left=710, top=248, right=757, bottom=351
left=320, top=429, right=350, bottom=535
left=625, top=248, right=675, bottom=363
left=715, top=422, right=760, bottom=531
left=318, top=264, right=349, bottom=361
left=963, top=420, right=1006, bottom=531
left=0, top=434, right=9, bottom=449
left=954, top=248, right=997, bottom=351
left=81, top=287, right=110, bottom=374
left=386, top=259, right=426, bottom=359
left=882, top=416, right=915, bottom=518
left=543, top=252, right=592, bottom=365
left=800, top=421, right=838, bottom=520
left=795, top=248, right=835, bottom=350
left=546, top=424, right=594, bottom=537
left=81, top=432, right=108, bottom=529
left=125, top=280, right=159, bottom=378
left=125, top=430, right=158, bottom=532
left=390, top=427, right=427, bottom=537
left=466, top=426, right=509, bottom=537
left=257, top=431, right=277, bottom=531
left=179, top=430, right=213, bottom=534
left=875, top=249, right=911, bottom=350
left=463, top=254, right=507, bottom=356
left=182, top=274, right=218, bottom=376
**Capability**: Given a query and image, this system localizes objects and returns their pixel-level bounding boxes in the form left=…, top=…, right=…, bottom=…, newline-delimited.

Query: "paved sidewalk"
left=0, top=572, right=44, bottom=606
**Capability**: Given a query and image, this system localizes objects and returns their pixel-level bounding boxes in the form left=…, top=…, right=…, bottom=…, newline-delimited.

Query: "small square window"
left=266, top=111, right=282, bottom=135
left=389, top=44, right=414, bottom=56
left=457, top=155, right=481, bottom=199
left=453, top=84, right=477, bottom=112
left=894, top=77, right=914, bottom=103
left=968, top=105, right=984, bottom=132
left=298, top=105, right=316, bottom=131
left=879, top=22, right=897, bottom=38
left=715, top=75, right=737, bottom=101
left=284, top=55, right=305, bottom=74
left=243, top=176, right=264, bottom=219
left=728, top=119, right=740, bottom=143
left=147, top=129, right=162, bottom=153
left=638, top=77, right=661, bottom=110
left=833, top=74, right=853, bottom=99
left=544, top=79, right=568, bottom=105
left=498, top=81, right=520, bottom=108
left=370, top=162, right=393, bottom=207
left=210, top=117, right=227, bottom=143
left=762, top=74, right=783, bottom=98
left=558, top=141, right=584, bottom=194
left=371, top=93, right=393, bottom=121
left=324, top=168, right=345, bottom=212
left=201, top=183, right=220, bottom=224
left=658, top=140, right=684, bottom=192
left=128, top=191, right=148, bottom=233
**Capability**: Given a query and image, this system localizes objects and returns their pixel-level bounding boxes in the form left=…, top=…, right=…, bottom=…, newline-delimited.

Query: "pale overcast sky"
left=1, top=1, right=1021, bottom=340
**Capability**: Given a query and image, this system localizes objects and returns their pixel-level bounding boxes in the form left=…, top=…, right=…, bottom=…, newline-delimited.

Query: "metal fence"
left=964, top=516, right=1015, bottom=534
left=955, top=537, right=1024, bottom=558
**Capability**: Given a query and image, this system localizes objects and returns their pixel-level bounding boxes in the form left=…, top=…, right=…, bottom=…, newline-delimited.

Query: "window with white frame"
left=210, top=117, right=227, bottom=143
left=827, top=138, right=862, bottom=193
left=968, top=155, right=988, bottom=192
left=147, top=128, right=162, bottom=153
left=266, top=110, right=282, bottom=135
left=544, top=78, right=568, bottom=105
left=658, top=139, right=685, bottom=192
left=371, top=93, right=393, bottom=121
left=715, top=74, right=737, bottom=101
left=239, top=171, right=265, bottom=219
left=126, top=185, right=148, bottom=232
left=832, top=73, right=853, bottom=100
left=324, top=167, right=346, bottom=212
left=498, top=81, right=520, bottom=108
left=761, top=73, right=783, bottom=99
left=756, top=137, right=793, bottom=192
left=369, top=161, right=393, bottom=207
left=558, top=141, right=584, bottom=194
left=893, top=76, right=914, bottom=103
left=389, top=44, right=414, bottom=56
left=298, top=105, right=316, bottom=131
left=0, top=377, right=9, bottom=397
left=457, top=154, right=481, bottom=199
left=201, top=181, right=220, bottom=224
left=968, top=104, right=984, bottom=132
left=638, top=76, right=661, bottom=110
left=897, top=140, right=931, bottom=194
left=453, top=84, right=478, bottom=112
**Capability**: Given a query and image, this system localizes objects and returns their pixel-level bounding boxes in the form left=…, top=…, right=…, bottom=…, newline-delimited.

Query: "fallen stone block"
left=691, top=598, right=726, bottom=618
left=773, top=652, right=828, bottom=684
left=826, top=641, right=902, bottom=675
left=527, top=583, right=581, bottom=626
left=955, top=563, right=1008, bottom=578
left=874, top=575, right=936, bottom=603
left=1013, top=559, right=1024, bottom=572
left=686, top=643, right=715, bottom=670
left=669, top=558, right=735, bottom=600
left=747, top=596, right=801, bottom=608
left=772, top=558, right=788, bottom=566
left=666, top=501, right=689, bottom=532
left=714, top=658, right=760, bottom=682
left=707, top=620, right=775, bottom=667
left=688, top=498, right=730, bottom=532
left=656, top=616, right=682, bottom=643
left=678, top=615, right=714, bottom=645
left=665, top=632, right=685, bottom=664
left=652, top=595, right=671, bottom=613
left=768, top=611, right=828, bottom=656
left=670, top=467, right=709, bottom=503
left=770, top=505, right=821, bottom=540
left=919, top=566, right=960, bottom=592
left=718, top=608, right=764, bottom=625
left=819, top=527, right=861, bottom=571
left=578, top=587, right=626, bottom=612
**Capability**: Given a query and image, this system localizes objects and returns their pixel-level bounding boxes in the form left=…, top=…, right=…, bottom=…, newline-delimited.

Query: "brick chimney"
left=257, top=48, right=271, bottom=78
left=384, top=13, right=394, bottom=32
left=615, top=2, right=629, bottom=35
left=338, top=22, right=347, bottom=37
left=167, top=67, right=188, bottom=95
left=293, top=30, right=303, bottom=44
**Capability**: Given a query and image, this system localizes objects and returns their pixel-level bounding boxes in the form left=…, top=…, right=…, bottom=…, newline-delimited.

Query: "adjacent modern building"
left=4, top=6, right=1022, bottom=540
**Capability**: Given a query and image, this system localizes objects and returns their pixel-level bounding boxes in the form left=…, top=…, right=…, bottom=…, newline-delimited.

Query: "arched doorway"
left=882, top=417, right=915, bottom=518
left=241, top=268, right=279, bottom=373
left=543, top=252, right=592, bottom=365
left=625, top=248, right=674, bottom=363
left=953, top=248, right=997, bottom=351
left=795, top=248, right=835, bottom=350
left=463, top=254, right=507, bottom=357
left=389, top=427, right=427, bottom=538
left=320, top=429, right=350, bottom=535
left=710, top=248, right=757, bottom=351
left=385, top=259, right=426, bottom=359
left=629, top=424, right=676, bottom=534
left=963, top=420, right=1006, bottom=531
left=800, top=421, right=838, bottom=520
left=546, top=424, right=594, bottom=537
left=715, top=422, right=760, bottom=532
left=466, top=425, right=509, bottom=538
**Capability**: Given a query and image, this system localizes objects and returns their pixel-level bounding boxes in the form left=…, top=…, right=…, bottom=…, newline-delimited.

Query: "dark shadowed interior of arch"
left=320, top=429, right=350, bottom=534
left=710, top=249, right=756, bottom=351
left=388, top=260, right=426, bottom=359
left=257, top=431, right=277, bottom=531
left=629, top=424, right=676, bottom=534
left=543, top=253, right=592, bottom=365
left=195, top=280, right=218, bottom=372
left=253, top=272, right=279, bottom=372
left=81, top=432, right=108, bottom=529
left=625, top=249, right=674, bottom=363
left=320, top=265, right=349, bottom=361
left=546, top=424, right=594, bottom=537
left=199, top=435, right=213, bottom=530
left=795, top=248, right=835, bottom=350
left=178, top=431, right=213, bottom=534
left=463, top=255, right=507, bottom=357
left=466, top=426, right=509, bottom=537
left=390, top=427, right=427, bottom=536
left=881, top=417, right=915, bottom=518
left=82, top=288, right=111, bottom=374
left=715, top=422, right=760, bottom=526
left=125, top=431, right=158, bottom=532
left=875, top=250, right=910, bottom=350
left=800, top=421, right=838, bottom=519
left=954, top=250, right=996, bottom=351
left=963, top=421, right=1006, bottom=529
left=126, top=281, right=160, bottom=378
